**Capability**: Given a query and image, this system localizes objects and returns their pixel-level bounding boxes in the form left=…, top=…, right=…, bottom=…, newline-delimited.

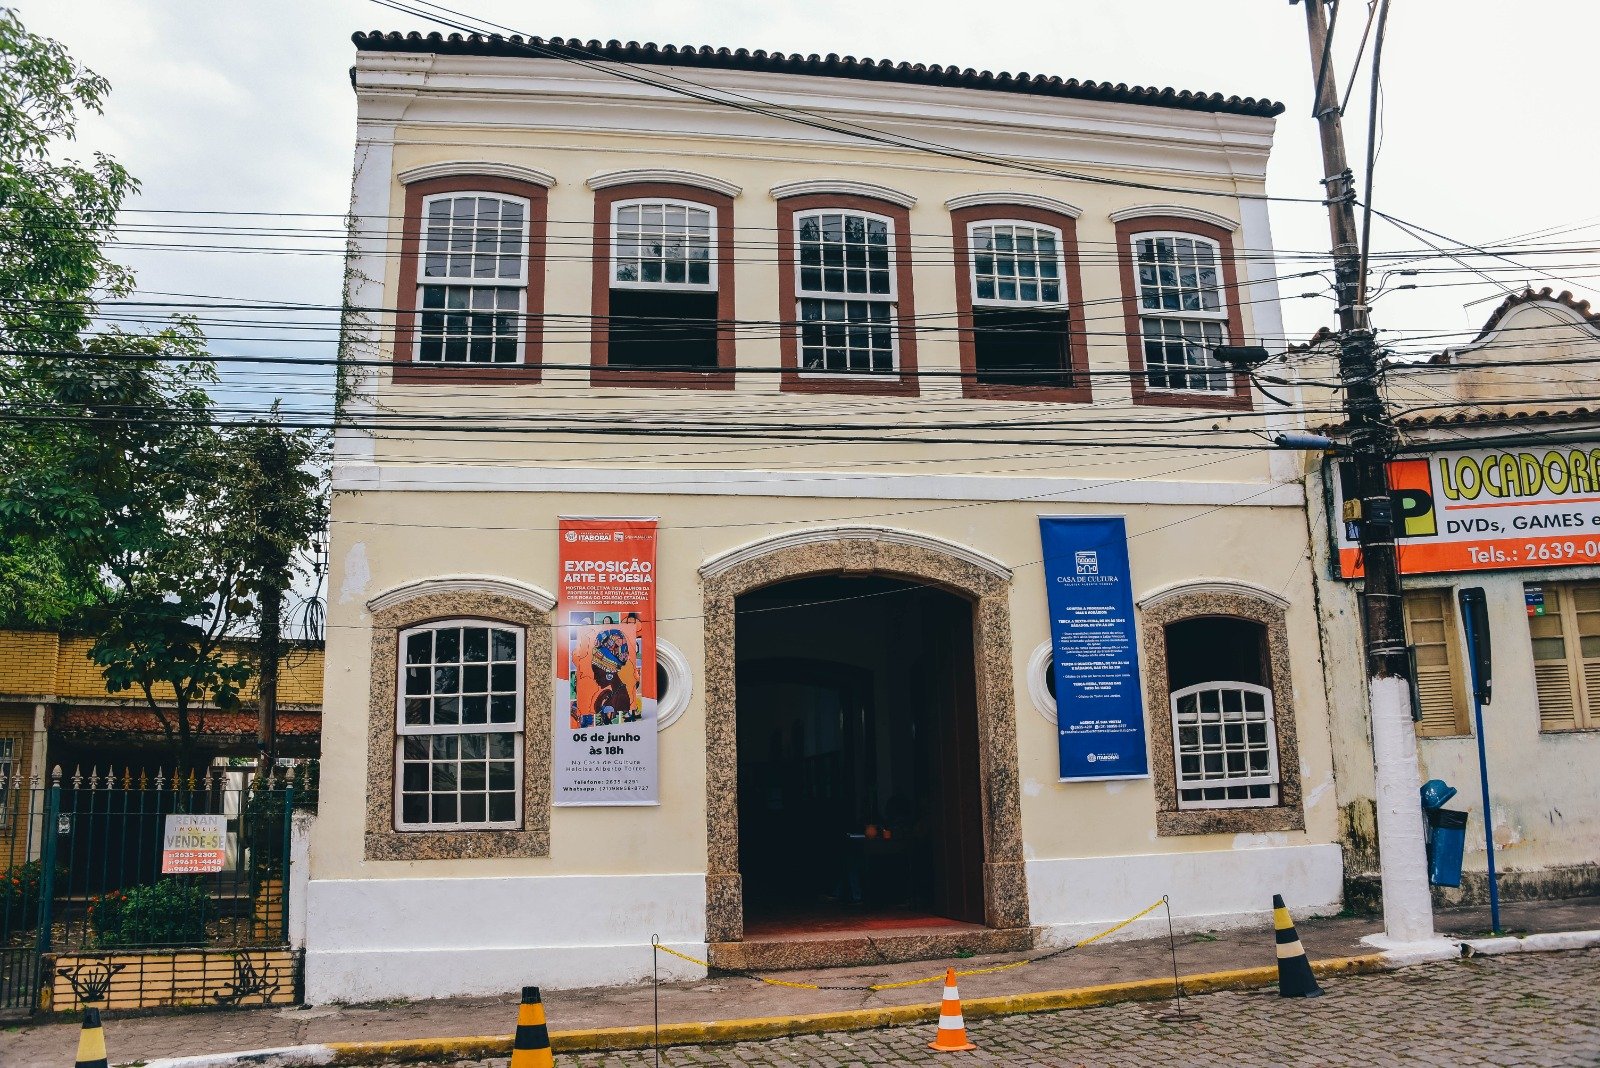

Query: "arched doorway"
left=698, top=526, right=1029, bottom=948
left=735, top=575, right=985, bottom=934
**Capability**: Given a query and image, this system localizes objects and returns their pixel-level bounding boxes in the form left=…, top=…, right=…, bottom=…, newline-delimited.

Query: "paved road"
left=444, top=949, right=1600, bottom=1067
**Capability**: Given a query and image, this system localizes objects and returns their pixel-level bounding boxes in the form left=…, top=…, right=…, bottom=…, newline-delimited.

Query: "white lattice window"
left=1172, top=682, right=1278, bottom=809
left=417, top=193, right=529, bottom=364
left=396, top=620, right=523, bottom=829
left=613, top=201, right=715, bottom=290
left=1133, top=233, right=1229, bottom=393
left=971, top=222, right=1064, bottom=305
left=0, top=736, right=14, bottom=826
left=796, top=210, right=896, bottom=374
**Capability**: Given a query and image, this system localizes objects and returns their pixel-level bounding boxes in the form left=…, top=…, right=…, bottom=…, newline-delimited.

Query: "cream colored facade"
left=1310, top=290, right=1600, bottom=910
left=311, top=35, right=1342, bottom=1002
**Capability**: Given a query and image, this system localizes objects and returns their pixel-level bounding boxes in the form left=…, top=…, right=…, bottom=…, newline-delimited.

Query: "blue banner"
left=1040, top=516, right=1149, bottom=781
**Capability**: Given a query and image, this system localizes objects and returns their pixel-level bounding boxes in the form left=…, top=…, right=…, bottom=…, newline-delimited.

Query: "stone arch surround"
left=699, top=531, right=1028, bottom=942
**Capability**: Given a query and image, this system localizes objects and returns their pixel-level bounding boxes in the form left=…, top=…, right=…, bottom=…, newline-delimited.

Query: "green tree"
left=0, top=9, right=328, bottom=766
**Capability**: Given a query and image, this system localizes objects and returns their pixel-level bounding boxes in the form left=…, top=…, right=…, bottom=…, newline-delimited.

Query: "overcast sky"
left=22, top=0, right=1600, bottom=416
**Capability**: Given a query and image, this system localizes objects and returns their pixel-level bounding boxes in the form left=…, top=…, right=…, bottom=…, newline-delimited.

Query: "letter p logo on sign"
left=1388, top=459, right=1438, bottom=538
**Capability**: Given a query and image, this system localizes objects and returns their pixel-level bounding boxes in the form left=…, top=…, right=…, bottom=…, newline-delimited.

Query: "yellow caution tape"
left=653, top=897, right=1167, bottom=993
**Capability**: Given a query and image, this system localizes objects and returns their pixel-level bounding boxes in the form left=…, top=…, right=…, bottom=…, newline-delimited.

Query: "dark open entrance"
left=734, top=574, right=985, bottom=936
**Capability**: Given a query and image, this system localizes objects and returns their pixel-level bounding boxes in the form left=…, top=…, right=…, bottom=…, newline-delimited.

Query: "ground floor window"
left=1165, top=616, right=1279, bottom=809
left=396, top=620, right=524, bottom=829
left=1525, top=581, right=1600, bottom=731
left=1401, top=589, right=1470, bottom=737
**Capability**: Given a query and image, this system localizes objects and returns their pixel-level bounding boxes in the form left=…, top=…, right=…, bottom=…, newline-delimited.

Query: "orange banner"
left=555, top=518, right=658, bottom=805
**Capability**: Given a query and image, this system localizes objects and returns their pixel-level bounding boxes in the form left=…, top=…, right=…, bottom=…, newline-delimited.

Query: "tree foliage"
left=0, top=9, right=329, bottom=765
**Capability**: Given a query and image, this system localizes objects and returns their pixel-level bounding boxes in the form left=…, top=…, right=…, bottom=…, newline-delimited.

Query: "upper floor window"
left=417, top=193, right=529, bottom=365
left=795, top=209, right=896, bottom=375
left=397, top=620, right=524, bottom=830
left=1133, top=233, right=1229, bottom=393
left=607, top=199, right=719, bottom=369
left=969, top=221, right=1071, bottom=388
left=392, top=169, right=550, bottom=382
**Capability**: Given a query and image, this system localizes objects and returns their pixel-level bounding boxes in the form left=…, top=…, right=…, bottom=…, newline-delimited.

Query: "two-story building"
left=1312, top=288, right=1600, bottom=912
left=310, top=30, right=1343, bottom=1002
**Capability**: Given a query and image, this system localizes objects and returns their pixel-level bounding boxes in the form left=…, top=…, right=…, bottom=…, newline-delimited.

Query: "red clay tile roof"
left=1429, top=287, right=1600, bottom=363
left=352, top=32, right=1286, bottom=118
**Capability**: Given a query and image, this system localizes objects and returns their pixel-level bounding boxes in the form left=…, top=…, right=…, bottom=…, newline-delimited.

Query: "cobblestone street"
left=477, top=950, right=1597, bottom=1067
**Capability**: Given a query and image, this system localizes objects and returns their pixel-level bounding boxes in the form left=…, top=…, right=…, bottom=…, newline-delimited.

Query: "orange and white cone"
left=929, top=967, right=977, bottom=1052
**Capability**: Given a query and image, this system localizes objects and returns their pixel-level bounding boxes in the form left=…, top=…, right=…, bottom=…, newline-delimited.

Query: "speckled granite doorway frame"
left=698, top=527, right=1028, bottom=943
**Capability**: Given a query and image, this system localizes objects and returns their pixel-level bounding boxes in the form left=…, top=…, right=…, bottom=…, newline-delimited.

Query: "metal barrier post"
left=281, top=775, right=295, bottom=944
left=33, top=767, right=61, bottom=1007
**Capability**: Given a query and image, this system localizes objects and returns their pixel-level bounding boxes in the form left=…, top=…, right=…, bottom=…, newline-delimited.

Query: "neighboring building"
left=313, top=32, right=1341, bottom=1002
left=1310, top=288, right=1600, bottom=910
left=0, top=628, right=323, bottom=801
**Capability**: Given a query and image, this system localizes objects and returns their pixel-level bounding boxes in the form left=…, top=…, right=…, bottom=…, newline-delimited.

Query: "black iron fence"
left=0, top=764, right=311, bottom=1014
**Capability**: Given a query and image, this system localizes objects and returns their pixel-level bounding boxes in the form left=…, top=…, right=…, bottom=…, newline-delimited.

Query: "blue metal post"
left=1459, top=599, right=1501, bottom=935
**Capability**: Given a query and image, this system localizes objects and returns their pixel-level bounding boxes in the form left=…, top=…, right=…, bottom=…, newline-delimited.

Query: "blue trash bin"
left=1427, top=808, right=1468, bottom=887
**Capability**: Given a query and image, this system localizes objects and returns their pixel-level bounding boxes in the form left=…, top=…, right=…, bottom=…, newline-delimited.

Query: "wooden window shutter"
left=1529, top=584, right=1581, bottom=732
left=1402, top=590, right=1467, bottom=737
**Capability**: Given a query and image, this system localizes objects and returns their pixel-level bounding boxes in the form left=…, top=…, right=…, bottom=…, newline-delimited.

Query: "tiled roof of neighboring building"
left=352, top=31, right=1286, bottom=118
left=1434, top=287, right=1600, bottom=363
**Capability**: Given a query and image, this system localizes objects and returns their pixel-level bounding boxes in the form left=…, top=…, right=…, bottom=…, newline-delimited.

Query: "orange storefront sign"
left=1334, top=445, right=1600, bottom=577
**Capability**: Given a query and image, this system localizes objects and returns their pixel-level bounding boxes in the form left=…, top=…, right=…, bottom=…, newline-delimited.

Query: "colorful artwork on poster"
left=554, top=518, right=659, bottom=805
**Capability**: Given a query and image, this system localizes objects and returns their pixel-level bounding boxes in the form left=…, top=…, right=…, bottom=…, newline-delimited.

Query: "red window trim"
left=392, top=174, right=549, bottom=384
left=589, top=182, right=737, bottom=390
left=1114, top=215, right=1253, bottom=411
left=950, top=204, right=1092, bottom=403
left=776, top=193, right=919, bottom=397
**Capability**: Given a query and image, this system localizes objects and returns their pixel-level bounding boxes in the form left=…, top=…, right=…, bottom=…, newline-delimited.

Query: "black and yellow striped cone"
left=74, top=1006, right=109, bottom=1068
left=509, top=985, right=554, bottom=1068
left=1272, top=894, right=1323, bottom=998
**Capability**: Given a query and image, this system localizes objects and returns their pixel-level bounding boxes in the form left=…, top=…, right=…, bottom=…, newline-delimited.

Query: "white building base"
left=302, top=873, right=708, bottom=1004
left=1026, top=843, right=1344, bottom=946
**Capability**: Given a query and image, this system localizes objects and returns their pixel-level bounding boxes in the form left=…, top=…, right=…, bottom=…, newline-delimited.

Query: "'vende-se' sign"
left=1334, top=443, right=1600, bottom=577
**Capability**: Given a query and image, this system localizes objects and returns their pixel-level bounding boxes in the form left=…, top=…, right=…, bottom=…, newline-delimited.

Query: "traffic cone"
left=1272, top=894, right=1324, bottom=999
left=928, top=967, right=977, bottom=1052
left=509, top=985, right=554, bottom=1068
left=74, top=1006, right=108, bottom=1068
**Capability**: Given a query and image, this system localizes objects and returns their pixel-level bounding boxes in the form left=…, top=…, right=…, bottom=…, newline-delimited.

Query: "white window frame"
left=794, top=207, right=899, bottom=378
left=610, top=198, right=718, bottom=293
left=1171, top=680, right=1279, bottom=810
left=969, top=219, right=1067, bottom=308
left=1132, top=230, right=1231, bottom=395
left=0, top=736, right=15, bottom=827
left=415, top=190, right=531, bottom=366
left=394, top=618, right=525, bottom=832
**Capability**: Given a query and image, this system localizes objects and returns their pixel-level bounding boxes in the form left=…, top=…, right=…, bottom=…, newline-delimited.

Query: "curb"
left=132, top=953, right=1385, bottom=1067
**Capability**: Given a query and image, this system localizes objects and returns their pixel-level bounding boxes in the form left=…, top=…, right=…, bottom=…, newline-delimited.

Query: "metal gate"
left=0, top=765, right=303, bottom=1015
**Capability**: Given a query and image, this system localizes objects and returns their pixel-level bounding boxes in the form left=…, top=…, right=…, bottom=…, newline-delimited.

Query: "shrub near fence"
left=1, top=860, right=45, bottom=940
left=88, top=878, right=211, bottom=949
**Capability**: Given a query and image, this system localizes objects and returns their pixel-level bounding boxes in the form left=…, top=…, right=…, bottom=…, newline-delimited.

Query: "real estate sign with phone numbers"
left=1335, top=443, right=1600, bottom=577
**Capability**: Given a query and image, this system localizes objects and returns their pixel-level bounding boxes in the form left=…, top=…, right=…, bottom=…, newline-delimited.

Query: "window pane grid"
left=614, top=201, right=714, bottom=289
left=1528, top=581, right=1600, bottom=730
left=1134, top=234, right=1230, bottom=394
left=972, top=223, right=1063, bottom=304
left=797, top=212, right=892, bottom=297
left=799, top=298, right=894, bottom=374
left=397, top=621, right=522, bottom=830
left=417, top=193, right=528, bottom=364
left=1141, top=317, right=1227, bottom=392
left=1173, top=683, right=1278, bottom=809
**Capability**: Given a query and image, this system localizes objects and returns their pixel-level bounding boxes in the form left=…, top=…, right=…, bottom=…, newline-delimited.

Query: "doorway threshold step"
left=708, top=925, right=1035, bottom=972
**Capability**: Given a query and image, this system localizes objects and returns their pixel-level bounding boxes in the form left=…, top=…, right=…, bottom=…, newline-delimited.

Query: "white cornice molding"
left=699, top=524, right=1011, bottom=581
left=587, top=169, right=741, bottom=198
left=945, top=192, right=1082, bottom=218
left=397, top=161, right=556, bottom=188
left=1136, top=577, right=1289, bottom=611
left=770, top=179, right=916, bottom=208
left=367, top=575, right=557, bottom=614
left=1109, top=204, right=1240, bottom=232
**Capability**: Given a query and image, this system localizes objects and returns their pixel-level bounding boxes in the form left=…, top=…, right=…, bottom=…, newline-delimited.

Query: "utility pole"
left=1294, top=0, right=1435, bottom=945
left=251, top=427, right=293, bottom=775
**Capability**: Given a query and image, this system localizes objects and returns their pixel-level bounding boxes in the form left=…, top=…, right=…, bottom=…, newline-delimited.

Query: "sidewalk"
left=4, top=896, right=1597, bottom=1065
